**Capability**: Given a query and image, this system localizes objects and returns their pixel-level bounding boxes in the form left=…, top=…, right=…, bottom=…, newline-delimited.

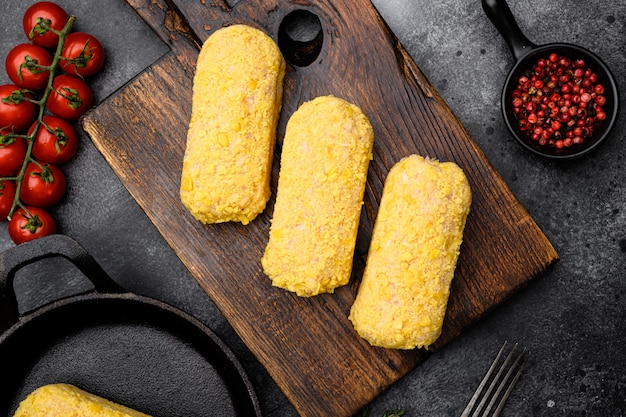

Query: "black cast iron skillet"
left=0, top=234, right=261, bottom=417
left=482, top=0, right=619, bottom=159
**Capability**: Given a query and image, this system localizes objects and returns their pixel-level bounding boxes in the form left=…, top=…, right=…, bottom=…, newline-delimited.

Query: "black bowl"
left=483, top=0, right=619, bottom=160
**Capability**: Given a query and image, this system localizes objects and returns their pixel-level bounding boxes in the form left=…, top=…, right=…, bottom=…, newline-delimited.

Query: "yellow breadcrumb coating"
left=13, top=384, right=151, bottom=417
left=180, top=24, right=286, bottom=225
left=262, top=96, right=374, bottom=297
left=349, top=155, right=471, bottom=349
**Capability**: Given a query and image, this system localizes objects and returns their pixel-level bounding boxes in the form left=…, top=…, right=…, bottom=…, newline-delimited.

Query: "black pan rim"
left=500, top=42, right=620, bottom=160
left=0, top=291, right=262, bottom=417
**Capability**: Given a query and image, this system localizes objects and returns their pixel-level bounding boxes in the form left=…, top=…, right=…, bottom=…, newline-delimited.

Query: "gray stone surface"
left=1, top=0, right=624, bottom=416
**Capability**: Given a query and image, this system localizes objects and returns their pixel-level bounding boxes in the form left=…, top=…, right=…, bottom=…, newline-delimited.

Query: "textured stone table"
left=0, top=0, right=624, bottom=416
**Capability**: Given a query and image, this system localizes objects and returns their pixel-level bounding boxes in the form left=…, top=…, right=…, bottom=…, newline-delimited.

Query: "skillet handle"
left=482, top=0, right=537, bottom=61
left=0, top=234, right=125, bottom=333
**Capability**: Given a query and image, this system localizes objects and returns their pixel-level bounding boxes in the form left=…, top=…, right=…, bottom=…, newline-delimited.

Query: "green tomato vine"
left=0, top=14, right=77, bottom=221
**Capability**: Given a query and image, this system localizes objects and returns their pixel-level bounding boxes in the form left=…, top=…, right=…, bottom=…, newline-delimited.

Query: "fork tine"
left=490, top=350, right=528, bottom=417
left=482, top=346, right=528, bottom=416
left=460, top=341, right=529, bottom=417
left=460, top=341, right=509, bottom=417
left=474, top=343, right=523, bottom=415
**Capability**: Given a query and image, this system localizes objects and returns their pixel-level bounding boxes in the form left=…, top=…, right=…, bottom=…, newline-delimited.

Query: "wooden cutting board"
left=81, top=0, right=559, bottom=416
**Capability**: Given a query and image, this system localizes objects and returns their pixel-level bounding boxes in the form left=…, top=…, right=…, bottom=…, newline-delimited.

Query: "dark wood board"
left=81, top=0, right=559, bottom=416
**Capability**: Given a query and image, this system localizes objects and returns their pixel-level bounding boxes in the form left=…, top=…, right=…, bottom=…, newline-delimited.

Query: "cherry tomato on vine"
left=23, top=1, right=70, bottom=49
left=20, top=162, right=67, bottom=207
left=29, top=116, right=78, bottom=164
left=8, top=205, right=56, bottom=244
left=5, top=43, right=53, bottom=90
left=0, top=131, right=27, bottom=177
left=0, top=180, right=17, bottom=220
left=0, top=84, right=38, bottom=132
left=46, top=75, right=93, bottom=120
left=61, top=32, right=105, bottom=77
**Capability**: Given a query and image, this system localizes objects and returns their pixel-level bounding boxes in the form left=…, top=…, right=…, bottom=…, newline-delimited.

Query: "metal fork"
left=460, top=341, right=529, bottom=417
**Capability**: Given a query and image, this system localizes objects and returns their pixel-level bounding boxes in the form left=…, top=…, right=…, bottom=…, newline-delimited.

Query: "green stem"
left=4, top=15, right=77, bottom=221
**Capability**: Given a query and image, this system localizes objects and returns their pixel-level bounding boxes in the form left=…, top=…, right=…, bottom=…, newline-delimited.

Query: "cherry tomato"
left=0, top=180, right=17, bottom=220
left=0, top=131, right=27, bottom=176
left=29, top=116, right=78, bottom=164
left=46, top=75, right=93, bottom=120
left=20, top=162, right=67, bottom=207
left=5, top=43, right=53, bottom=90
left=8, top=205, right=56, bottom=244
left=22, top=1, right=70, bottom=49
left=61, top=32, right=105, bottom=77
left=0, top=84, right=38, bottom=132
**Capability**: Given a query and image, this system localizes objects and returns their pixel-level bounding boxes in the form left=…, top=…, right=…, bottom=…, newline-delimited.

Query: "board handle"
left=481, top=0, right=537, bottom=61
left=0, top=234, right=125, bottom=333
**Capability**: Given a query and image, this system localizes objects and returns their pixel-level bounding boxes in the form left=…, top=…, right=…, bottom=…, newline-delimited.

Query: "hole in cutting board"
left=278, top=10, right=323, bottom=67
